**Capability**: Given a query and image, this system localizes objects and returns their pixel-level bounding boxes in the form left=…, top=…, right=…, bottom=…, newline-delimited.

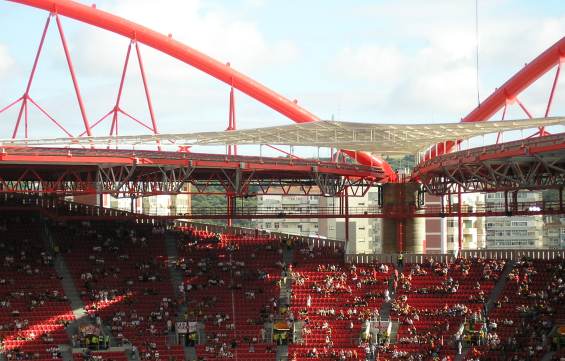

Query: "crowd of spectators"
left=0, top=200, right=564, bottom=361
left=176, top=226, right=282, bottom=360
left=51, top=220, right=181, bottom=361
left=0, top=213, right=74, bottom=361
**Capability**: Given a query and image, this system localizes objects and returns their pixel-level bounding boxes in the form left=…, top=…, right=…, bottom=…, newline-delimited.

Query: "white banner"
left=176, top=321, right=197, bottom=333
left=176, top=322, right=187, bottom=333
left=188, top=322, right=198, bottom=332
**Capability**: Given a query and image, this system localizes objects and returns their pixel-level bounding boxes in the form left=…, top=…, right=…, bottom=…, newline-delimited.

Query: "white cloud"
left=326, top=1, right=565, bottom=122
left=0, top=44, right=14, bottom=78
left=331, top=46, right=406, bottom=86
left=74, top=0, right=298, bottom=78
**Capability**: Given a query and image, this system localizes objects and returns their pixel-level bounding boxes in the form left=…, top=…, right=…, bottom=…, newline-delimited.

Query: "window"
left=511, top=230, right=527, bottom=236
left=511, top=221, right=528, bottom=227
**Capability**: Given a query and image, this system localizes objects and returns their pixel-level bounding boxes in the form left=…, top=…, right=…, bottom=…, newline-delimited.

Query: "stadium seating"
left=0, top=202, right=562, bottom=361
left=287, top=244, right=388, bottom=360
left=0, top=212, right=74, bottom=361
left=176, top=227, right=281, bottom=360
left=51, top=220, right=181, bottom=361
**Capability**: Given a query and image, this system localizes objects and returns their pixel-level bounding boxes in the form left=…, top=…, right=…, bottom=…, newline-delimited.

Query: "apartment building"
left=543, top=215, right=565, bottom=249
left=318, top=189, right=382, bottom=254
left=484, top=191, right=544, bottom=249
left=444, top=193, right=486, bottom=251
left=255, top=187, right=381, bottom=254
left=255, top=193, right=320, bottom=236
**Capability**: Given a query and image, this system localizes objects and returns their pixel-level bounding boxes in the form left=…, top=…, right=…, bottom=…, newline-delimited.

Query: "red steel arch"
left=424, top=36, right=565, bottom=161
left=463, top=36, right=565, bottom=122
left=8, top=0, right=395, bottom=182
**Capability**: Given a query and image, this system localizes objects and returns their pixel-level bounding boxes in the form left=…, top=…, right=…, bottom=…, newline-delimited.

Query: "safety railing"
left=0, top=194, right=561, bottom=220
left=345, top=249, right=565, bottom=264
left=146, top=205, right=384, bottom=217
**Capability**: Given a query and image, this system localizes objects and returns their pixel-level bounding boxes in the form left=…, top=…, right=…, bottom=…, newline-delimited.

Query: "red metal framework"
left=414, top=132, right=565, bottom=195
left=0, top=147, right=382, bottom=197
left=423, top=36, right=565, bottom=161
left=4, top=0, right=395, bottom=182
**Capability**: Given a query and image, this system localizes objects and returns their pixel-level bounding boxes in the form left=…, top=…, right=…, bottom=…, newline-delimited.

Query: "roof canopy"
left=3, top=117, right=563, bottom=155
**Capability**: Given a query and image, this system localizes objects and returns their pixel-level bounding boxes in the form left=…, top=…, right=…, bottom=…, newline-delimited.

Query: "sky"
left=0, top=0, right=563, bottom=155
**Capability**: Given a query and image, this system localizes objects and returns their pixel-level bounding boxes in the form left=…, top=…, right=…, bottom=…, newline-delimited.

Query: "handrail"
left=0, top=195, right=561, bottom=219
left=345, top=249, right=565, bottom=264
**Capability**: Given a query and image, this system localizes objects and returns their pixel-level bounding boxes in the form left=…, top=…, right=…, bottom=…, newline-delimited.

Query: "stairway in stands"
left=485, top=259, right=515, bottom=314
left=453, top=258, right=513, bottom=361
left=43, top=223, right=88, bottom=337
left=46, top=220, right=130, bottom=361
left=276, top=242, right=294, bottom=361
left=164, top=234, right=197, bottom=361
left=379, top=263, right=399, bottom=321
left=379, top=265, right=400, bottom=344
left=47, top=221, right=127, bottom=350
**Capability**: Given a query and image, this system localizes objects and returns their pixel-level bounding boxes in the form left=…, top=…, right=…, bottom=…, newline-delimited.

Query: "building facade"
left=484, top=191, right=544, bottom=249
left=318, top=189, right=382, bottom=255
left=255, top=193, right=320, bottom=236
left=255, top=187, right=382, bottom=255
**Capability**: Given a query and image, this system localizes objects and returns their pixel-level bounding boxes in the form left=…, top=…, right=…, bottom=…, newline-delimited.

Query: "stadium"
left=0, top=1, right=564, bottom=361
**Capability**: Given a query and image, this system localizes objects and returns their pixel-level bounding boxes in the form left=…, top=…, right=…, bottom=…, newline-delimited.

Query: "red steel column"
left=12, top=15, right=51, bottom=138
left=226, top=195, right=234, bottom=227
left=457, top=187, right=462, bottom=253
left=399, top=183, right=404, bottom=252
left=109, top=42, right=132, bottom=137
left=395, top=221, right=400, bottom=253
left=55, top=14, right=92, bottom=137
left=545, top=63, right=561, bottom=117
left=344, top=188, right=350, bottom=245
left=227, top=87, right=237, bottom=156
left=135, top=42, right=160, bottom=140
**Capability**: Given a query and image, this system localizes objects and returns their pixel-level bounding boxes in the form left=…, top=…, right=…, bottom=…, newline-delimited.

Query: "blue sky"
left=0, top=0, right=563, bottom=154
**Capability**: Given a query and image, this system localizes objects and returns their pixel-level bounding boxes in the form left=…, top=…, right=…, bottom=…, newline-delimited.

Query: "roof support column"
left=457, top=186, right=462, bottom=255
left=344, top=186, right=350, bottom=245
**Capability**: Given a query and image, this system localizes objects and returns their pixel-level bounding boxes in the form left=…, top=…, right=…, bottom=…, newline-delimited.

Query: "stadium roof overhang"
left=2, top=117, right=563, bottom=155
